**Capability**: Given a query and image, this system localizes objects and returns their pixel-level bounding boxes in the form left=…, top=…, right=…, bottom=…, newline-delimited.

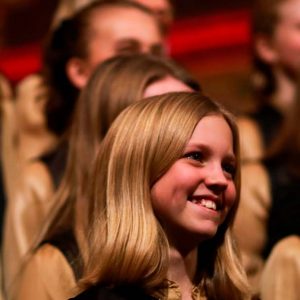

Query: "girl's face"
left=271, top=0, right=300, bottom=73
left=151, top=115, right=237, bottom=245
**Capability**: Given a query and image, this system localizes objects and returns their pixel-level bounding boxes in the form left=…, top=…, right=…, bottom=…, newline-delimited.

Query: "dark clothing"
left=250, top=104, right=283, bottom=147
left=40, top=141, right=68, bottom=188
left=250, top=103, right=299, bottom=258
left=263, top=159, right=300, bottom=258
left=45, top=230, right=83, bottom=280
left=70, top=285, right=156, bottom=300
left=0, top=162, right=6, bottom=246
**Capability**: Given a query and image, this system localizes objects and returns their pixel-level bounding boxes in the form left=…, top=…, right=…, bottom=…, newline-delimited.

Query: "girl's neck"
left=167, top=246, right=198, bottom=300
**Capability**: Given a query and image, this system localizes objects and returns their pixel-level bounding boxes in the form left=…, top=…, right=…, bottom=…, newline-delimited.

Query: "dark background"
left=0, top=0, right=252, bottom=46
left=0, top=0, right=254, bottom=113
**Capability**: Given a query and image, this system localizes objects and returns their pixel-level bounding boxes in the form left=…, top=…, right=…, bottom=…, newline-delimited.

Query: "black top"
left=250, top=104, right=283, bottom=147
left=45, top=230, right=83, bottom=280
left=70, top=285, right=156, bottom=300
left=263, top=159, right=300, bottom=258
left=39, top=141, right=68, bottom=188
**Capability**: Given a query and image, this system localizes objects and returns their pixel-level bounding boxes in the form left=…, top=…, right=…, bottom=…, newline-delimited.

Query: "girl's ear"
left=255, top=33, right=279, bottom=64
left=66, top=57, right=90, bottom=89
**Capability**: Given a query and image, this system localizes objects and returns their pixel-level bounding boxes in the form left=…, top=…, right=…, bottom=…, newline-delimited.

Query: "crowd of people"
left=0, top=0, right=300, bottom=299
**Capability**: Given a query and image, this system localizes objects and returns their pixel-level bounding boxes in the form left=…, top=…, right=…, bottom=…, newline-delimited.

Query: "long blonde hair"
left=81, top=92, right=250, bottom=299
left=32, top=54, right=199, bottom=266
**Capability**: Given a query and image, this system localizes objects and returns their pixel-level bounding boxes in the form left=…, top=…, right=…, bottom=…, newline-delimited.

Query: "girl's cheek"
left=226, top=184, right=237, bottom=208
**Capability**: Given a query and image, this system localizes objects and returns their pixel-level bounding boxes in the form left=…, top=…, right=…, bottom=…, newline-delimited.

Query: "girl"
left=72, top=92, right=251, bottom=300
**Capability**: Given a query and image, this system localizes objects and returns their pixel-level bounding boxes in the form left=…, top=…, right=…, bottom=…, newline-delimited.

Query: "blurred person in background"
left=2, top=1, right=165, bottom=298
left=15, top=54, right=199, bottom=300
left=52, top=0, right=174, bottom=35
left=0, top=72, right=14, bottom=300
left=0, top=73, right=14, bottom=244
left=235, top=72, right=300, bottom=299
left=260, top=235, right=300, bottom=300
left=238, top=0, right=300, bottom=161
left=235, top=0, right=300, bottom=292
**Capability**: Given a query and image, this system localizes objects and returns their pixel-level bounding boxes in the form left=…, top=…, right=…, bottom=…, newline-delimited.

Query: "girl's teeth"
left=201, top=199, right=217, bottom=210
left=191, top=199, right=217, bottom=210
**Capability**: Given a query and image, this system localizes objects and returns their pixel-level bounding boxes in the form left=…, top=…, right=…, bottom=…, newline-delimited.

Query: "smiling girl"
left=71, top=92, right=251, bottom=300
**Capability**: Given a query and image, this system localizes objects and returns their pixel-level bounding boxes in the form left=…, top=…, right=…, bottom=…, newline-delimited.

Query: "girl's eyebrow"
left=184, top=142, right=205, bottom=149
left=184, top=143, right=211, bottom=153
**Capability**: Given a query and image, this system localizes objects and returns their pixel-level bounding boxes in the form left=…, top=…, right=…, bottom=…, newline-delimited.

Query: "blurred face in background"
left=257, top=0, right=300, bottom=76
left=84, top=6, right=164, bottom=77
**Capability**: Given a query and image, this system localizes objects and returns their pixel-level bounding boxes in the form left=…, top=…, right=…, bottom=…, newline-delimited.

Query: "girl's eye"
left=222, top=163, right=236, bottom=177
left=183, top=151, right=204, bottom=162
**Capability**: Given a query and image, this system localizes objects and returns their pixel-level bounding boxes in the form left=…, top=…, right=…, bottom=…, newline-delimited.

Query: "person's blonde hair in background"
left=16, top=54, right=199, bottom=300
left=71, top=92, right=251, bottom=300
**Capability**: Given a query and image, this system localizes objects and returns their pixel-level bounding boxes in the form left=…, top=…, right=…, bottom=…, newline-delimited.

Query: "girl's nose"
left=204, top=164, right=228, bottom=194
